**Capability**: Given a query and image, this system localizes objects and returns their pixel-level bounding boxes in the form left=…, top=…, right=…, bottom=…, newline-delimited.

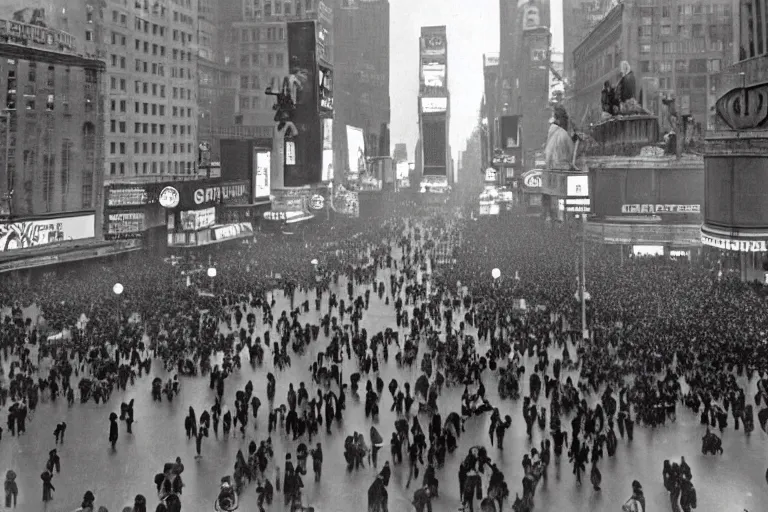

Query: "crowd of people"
left=0, top=196, right=765, bottom=512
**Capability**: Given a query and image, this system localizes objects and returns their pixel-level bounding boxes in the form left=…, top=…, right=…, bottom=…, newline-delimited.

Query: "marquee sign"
left=701, top=234, right=767, bottom=252
left=622, top=204, right=700, bottom=214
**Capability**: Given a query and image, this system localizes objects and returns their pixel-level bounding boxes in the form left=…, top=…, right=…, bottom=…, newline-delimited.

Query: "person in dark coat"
left=412, top=486, right=433, bottom=512
left=109, top=412, right=119, bottom=449
left=367, top=474, right=388, bottom=512
left=40, top=471, right=54, bottom=502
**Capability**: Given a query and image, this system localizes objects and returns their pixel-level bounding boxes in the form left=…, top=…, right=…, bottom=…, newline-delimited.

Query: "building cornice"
left=0, top=42, right=105, bottom=69
left=583, top=155, right=704, bottom=169
left=573, top=3, right=624, bottom=67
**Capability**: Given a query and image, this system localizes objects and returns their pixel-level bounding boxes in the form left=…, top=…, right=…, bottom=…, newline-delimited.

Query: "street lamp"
left=207, top=267, right=217, bottom=292
left=113, top=283, right=123, bottom=324
left=310, top=258, right=318, bottom=266
left=491, top=268, right=501, bottom=280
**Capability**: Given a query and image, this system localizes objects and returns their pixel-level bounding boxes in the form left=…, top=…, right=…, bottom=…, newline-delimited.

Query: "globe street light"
left=207, top=267, right=217, bottom=293
left=491, top=268, right=501, bottom=280
left=113, top=283, right=124, bottom=325
left=310, top=259, right=318, bottom=266
left=112, top=283, right=124, bottom=295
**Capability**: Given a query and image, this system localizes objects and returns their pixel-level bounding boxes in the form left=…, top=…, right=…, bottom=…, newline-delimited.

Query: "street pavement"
left=0, top=245, right=766, bottom=512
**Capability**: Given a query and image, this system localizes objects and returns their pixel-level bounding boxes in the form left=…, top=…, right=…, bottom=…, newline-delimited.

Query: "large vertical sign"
left=286, top=21, right=322, bottom=187
left=254, top=150, right=271, bottom=199
left=346, top=126, right=366, bottom=182
left=419, top=26, right=449, bottom=181
left=322, top=118, right=334, bottom=181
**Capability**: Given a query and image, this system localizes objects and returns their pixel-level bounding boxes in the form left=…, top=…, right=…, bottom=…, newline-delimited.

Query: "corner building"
left=703, top=0, right=768, bottom=281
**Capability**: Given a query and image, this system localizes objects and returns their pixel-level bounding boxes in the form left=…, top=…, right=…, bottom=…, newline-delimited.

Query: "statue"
left=601, top=61, right=650, bottom=118
left=545, top=105, right=575, bottom=169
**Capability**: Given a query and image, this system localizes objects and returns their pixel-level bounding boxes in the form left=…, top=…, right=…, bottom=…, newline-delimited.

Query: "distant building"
left=0, top=17, right=110, bottom=262
left=392, top=142, right=407, bottom=162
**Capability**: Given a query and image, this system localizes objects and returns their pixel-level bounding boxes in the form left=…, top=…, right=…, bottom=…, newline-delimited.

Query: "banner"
left=0, top=214, right=95, bottom=251
left=105, top=212, right=145, bottom=239
left=254, top=151, right=271, bottom=199
left=346, top=126, right=366, bottom=176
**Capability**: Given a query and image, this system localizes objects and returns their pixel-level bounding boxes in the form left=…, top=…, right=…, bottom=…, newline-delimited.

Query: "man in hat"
left=622, top=480, right=645, bottom=512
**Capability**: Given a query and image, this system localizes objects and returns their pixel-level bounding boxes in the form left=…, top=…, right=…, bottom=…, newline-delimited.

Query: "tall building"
left=0, top=15, right=108, bottom=260
left=497, top=0, right=551, bottom=175
left=333, top=0, right=390, bottom=176
left=561, top=0, right=615, bottom=80
left=570, top=0, right=734, bottom=133
left=418, top=26, right=450, bottom=188
left=702, top=0, right=768, bottom=281
left=392, top=143, right=407, bottom=162
left=481, top=53, right=499, bottom=173
left=226, top=0, right=329, bottom=130
left=34, top=0, right=201, bottom=184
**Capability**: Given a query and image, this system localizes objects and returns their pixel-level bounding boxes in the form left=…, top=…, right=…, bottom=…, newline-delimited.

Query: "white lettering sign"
left=701, top=235, right=767, bottom=252
left=622, top=204, right=701, bottom=214
left=193, top=183, right=248, bottom=205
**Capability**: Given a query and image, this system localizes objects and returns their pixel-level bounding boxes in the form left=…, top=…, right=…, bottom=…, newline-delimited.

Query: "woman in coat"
left=109, top=412, right=119, bottom=449
left=4, top=470, right=18, bottom=508
left=40, top=471, right=55, bottom=502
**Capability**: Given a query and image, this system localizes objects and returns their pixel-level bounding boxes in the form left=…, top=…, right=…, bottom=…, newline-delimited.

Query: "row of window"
left=638, top=23, right=732, bottom=40
left=636, top=4, right=731, bottom=18
left=237, top=26, right=285, bottom=43
left=637, top=58, right=722, bottom=74
left=639, top=39, right=724, bottom=54
left=109, top=141, right=194, bottom=155
left=238, top=52, right=285, bottom=68
left=740, top=0, right=768, bottom=60
left=243, top=0, right=316, bottom=19
left=109, top=160, right=196, bottom=175
left=239, top=95, right=277, bottom=110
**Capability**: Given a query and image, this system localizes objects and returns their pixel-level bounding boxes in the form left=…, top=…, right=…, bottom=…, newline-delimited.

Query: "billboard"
left=422, top=120, right=447, bottom=172
left=346, top=126, right=366, bottom=177
left=254, top=150, right=271, bottom=199
left=319, top=66, right=334, bottom=112
left=0, top=214, right=95, bottom=251
left=106, top=187, right=149, bottom=207
left=421, top=97, right=447, bottom=114
left=484, top=53, right=500, bottom=67
left=705, top=157, right=768, bottom=228
left=565, top=174, right=591, bottom=212
left=396, top=161, right=410, bottom=180
left=322, top=118, right=334, bottom=181
left=420, top=28, right=446, bottom=56
left=422, top=61, right=446, bottom=89
left=286, top=21, right=322, bottom=187
left=180, top=207, right=216, bottom=231
left=518, top=0, right=551, bottom=31
left=105, top=212, right=145, bottom=239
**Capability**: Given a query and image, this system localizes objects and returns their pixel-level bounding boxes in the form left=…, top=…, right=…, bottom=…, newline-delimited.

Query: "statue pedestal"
left=589, top=115, right=660, bottom=156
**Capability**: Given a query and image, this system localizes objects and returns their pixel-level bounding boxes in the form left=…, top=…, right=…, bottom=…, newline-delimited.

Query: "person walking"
left=4, top=470, right=18, bottom=508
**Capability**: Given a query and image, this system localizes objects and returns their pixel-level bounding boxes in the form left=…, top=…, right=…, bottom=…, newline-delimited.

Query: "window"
left=689, top=59, right=707, bottom=73
left=693, top=76, right=707, bottom=88
left=110, top=120, right=116, bottom=132
left=708, top=59, right=721, bottom=72
left=276, top=53, right=284, bottom=67
left=110, top=162, right=117, bottom=174
left=640, top=44, right=651, bottom=53
left=662, top=42, right=672, bottom=54
left=639, top=61, right=650, bottom=72
left=638, top=25, right=652, bottom=38
left=676, top=59, right=688, bottom=72
left=661, top=25, right=671, bottom=35
left=662, top=5, right=670, bottom=17
left=739, top=0, right=767, bottom=59
left=120, top=142, right=126, bottom=154
left=241, top=75, right=249, bottom=88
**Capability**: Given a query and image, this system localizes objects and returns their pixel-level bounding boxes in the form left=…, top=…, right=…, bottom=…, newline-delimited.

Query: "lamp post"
left=207, top=267, right=217, bottom=292
left=112, top=282, right=124, bottom=325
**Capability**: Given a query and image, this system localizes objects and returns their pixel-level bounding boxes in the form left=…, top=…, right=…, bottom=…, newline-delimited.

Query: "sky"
left=389, top=0, right=564, bottom=163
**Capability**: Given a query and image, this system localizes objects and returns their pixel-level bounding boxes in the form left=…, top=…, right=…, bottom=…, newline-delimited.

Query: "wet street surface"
left=1, top=246, right=767, bottom=512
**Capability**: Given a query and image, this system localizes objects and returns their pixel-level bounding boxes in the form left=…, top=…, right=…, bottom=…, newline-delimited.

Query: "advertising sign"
left=334, top=190, right=360, bottom=217
left=319, top=66, right=333, bottom=111
left=0, top=214, right=95, bottom=251
left=565, top=174, right=591, bottom=212
left=396, top=162, right=410, bottom=180
left=180, top=207, right=216, bottom=231
left=484, top=53, right=499, bottom=67
left=255, top=151, right=271, bottom=199
left=701, top=234, right=767, bottom=252
left=522, top=170, right=543, bottom=188
left=316, top=20, right=333, bottom=66
left=621, top=204, right=701, bottom=214
left=420, top=30, right=446, bottom=56
left=421, top=175, right=450, bottom=193
left=346, top=126, right=366, bottom=176
left=485, top=168, right=497, bottom=182
left=322, top=118, right=334, bottom=182
left=159, top=186, right=180, bottom=208
left=107, top=187, right=148, bottom=207
left=421, top=97, right=447, bottom=114
left=422, top=62, right=446, bottom=88
left=105, top=212, right=145, bottom=239
left=422, top=120, right=447, bottom=171
left=501, top=115, right=520, bottom=149
left=191, top=181, right=249, bottom=207
left=213, top=222, right=253, bottom=241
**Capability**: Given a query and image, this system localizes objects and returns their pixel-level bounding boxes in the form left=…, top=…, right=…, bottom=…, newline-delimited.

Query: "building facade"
left=570, top=0, right=734, bottom=134
left=0, top=18, right=108, bottom=260
left=561, top=0, right=615, bottom=81
left=418, top=25, right=450, bottom=191
left=702, top=0, right=768, bottom=281
left=332, top=0, right=390, bottom=177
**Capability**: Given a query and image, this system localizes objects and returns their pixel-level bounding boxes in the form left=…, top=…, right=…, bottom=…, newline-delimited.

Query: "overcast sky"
left=389, top=0, right=563, bottom=163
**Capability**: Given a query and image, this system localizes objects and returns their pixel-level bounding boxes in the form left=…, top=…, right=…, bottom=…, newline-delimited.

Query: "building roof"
left=0, top=42, right=105, bottom=69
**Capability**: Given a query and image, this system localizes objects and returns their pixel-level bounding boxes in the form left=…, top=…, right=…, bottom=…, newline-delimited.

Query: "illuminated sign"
left=255, top=151, right=271, bottom=199
left=193, top=182, right=249, bottom=205
left=347, top=126, right=366, bottom=176
left=522, top=170, right=543, bottom=188
left=319, top=66, right=333, bottom=111
left=107, top=187, right=148, bottom=207
left=484, top=54, right=499, bottom=67
left=0, top=214, right=95, bottom=251
left=422, top=62, right=446, bottom=88
left=213, top=223, right=253, bottom=241
left=421, top=33, right=446, bottom=55
left=701, top=234, right=767, bottom=252
left=180, top=207, right=216, bottom=231
left=159, top=186, right=180, bottom=208
left=421, top=97, right=447, bottom=113
left=566, top=175, right=589, bottom=197
left=484, top=168, right=497, bottom=182
left=322, top=118, right=334, bottom=181
left=106, top=212, right=145, bottom=239
left=621, top=204, right=701, bottom=214
left=310, top=194, right=325, bottom=210
left=285, top=141, right=296, bottom=165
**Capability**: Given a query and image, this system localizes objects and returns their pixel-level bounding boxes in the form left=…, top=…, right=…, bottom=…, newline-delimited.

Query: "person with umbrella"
left=109, top=412, right=119, bottom=450
left=4, top=470, right=18, bottom=508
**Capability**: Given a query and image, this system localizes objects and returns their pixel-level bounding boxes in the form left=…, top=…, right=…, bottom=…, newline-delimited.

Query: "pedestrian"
left=4, top=470, right=18, bottom=508
left=40, top=471, right=54, bottom=502
left=109, top=412, right=119, bottom=449
left=412, top=485, right=433, bottom=512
